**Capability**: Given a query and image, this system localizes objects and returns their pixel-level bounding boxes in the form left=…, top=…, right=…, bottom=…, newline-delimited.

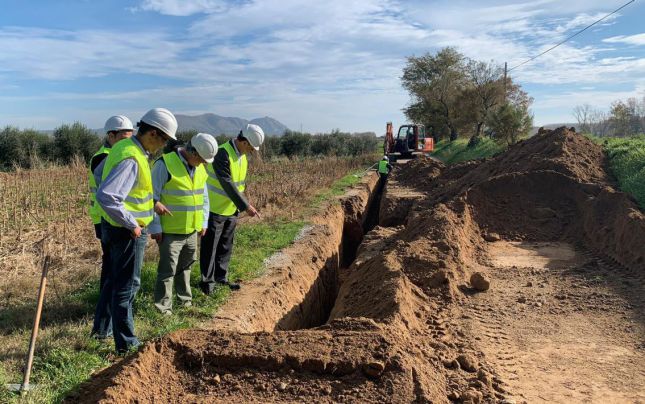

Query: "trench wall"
left=205, top=172, right=380, bottom=333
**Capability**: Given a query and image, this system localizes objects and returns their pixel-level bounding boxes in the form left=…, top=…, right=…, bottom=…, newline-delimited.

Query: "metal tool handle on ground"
left=354, top=163, right=379, bottom=177
left=21, top=256, right=50, bottom=393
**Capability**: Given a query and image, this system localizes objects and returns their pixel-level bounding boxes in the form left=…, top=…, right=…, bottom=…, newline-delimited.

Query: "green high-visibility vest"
left=378, top=160, right=389, bottom=174
left=158, top=151, right=207, bottom=234
left=88, top=145, right=110, bottom=225
left=206, top=141, right=247, bottom=216
left=100, top=137, right=154, bottom=227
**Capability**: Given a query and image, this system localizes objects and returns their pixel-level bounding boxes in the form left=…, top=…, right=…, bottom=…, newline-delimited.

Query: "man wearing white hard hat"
left=89, top=115, right=133, bottom=340
left=96, top=107, right=177, bottom=353
left=200, top=124, right=264, bottom=293
left=149, top=133, right=218, bottom=314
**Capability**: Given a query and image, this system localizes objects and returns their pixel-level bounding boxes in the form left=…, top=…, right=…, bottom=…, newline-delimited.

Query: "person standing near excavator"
left=378, top=155, right=392, bottom=183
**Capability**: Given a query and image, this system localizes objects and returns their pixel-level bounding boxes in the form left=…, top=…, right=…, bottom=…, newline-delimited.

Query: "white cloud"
left=137, top=0, right=228, bottom=16
left=0, top=27, right=190, bottom=80
left=0, top=0, right=642, bottom=131
left=533, top=82, right=645, bottom=124
left=603, top=33, right=645, bottom=46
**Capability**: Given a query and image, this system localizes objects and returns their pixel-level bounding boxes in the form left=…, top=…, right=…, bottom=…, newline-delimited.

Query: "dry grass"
left=0, top=154, right=375, bottom=306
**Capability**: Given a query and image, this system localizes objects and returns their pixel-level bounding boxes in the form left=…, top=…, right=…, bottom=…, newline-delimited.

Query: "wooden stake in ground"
left=15, top=255, right=50, bottom=393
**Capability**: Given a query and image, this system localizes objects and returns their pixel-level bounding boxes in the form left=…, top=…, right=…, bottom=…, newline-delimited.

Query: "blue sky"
left=0, top=0, right=643, bottom=134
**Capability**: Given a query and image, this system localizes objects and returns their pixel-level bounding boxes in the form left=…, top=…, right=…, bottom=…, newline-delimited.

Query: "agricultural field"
left=0, top=153, right=377, bottom=402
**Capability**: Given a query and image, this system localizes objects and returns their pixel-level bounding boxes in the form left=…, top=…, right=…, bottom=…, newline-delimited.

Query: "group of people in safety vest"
left=87, top=108, right=264, bottom=353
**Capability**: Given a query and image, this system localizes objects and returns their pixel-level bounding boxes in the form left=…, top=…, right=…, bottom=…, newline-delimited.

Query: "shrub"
left=53, top=122, right=102, bottom=164
left=0, top=126, right=53, bottom=169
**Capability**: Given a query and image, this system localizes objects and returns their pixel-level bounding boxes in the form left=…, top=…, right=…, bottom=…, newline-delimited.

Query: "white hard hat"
left=191, top=133, right=218, bottom=163
left=242, top=124, right=265, bottom=150
left=104, top=115, right=134, bottom=133
left=140, top=108, right=178, bottom=140
left=383, top=155, right=388, bottom=160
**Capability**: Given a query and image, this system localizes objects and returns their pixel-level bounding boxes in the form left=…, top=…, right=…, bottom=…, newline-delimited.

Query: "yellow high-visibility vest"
left=100, top=138, right=153, bottom=227
left=206, top=141, right=247, bottom=216
left=158, top=151, right=207, bottom=234
left=88, top=145, right=110, bottom=225
left=378, top=160, right=389, bottom=174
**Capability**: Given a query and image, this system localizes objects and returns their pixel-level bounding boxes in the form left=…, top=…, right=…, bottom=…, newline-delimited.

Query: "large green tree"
left=486, top=102, right=533, bottom=146
left=402, top=47, right=467, bottom=141
left=402, top=48, right=532, bottom=144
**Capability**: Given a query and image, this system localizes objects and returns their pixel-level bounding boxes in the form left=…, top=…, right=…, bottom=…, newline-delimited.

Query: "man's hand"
left=151, top=233, right=163, bottom=244
left=154, top=201, right=173, bottom=216
left=131, top=226, right=142, bottom=239
left=247, top=205, right=261, bottom=219
left=198, top=228, right=207, bottom=237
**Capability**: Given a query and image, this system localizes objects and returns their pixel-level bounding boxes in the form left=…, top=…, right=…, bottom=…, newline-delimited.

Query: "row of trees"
left=0, top=124, right=379, bottom=170
left=402, top=47, right=533, bottom=146
left=0, top=123, right=102, bottom=170
left=173, top=129, right=378, bottom=159
left=573, top=96, right=645, bottom=137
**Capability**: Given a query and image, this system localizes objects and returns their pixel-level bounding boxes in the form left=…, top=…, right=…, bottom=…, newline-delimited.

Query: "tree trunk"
left=468, top=122, right=484, bottom=148
left=475, top=121, right=483, bottom=138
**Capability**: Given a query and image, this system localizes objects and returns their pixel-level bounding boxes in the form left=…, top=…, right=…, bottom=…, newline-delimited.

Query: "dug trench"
left=68, top=128, right=644, bottom=403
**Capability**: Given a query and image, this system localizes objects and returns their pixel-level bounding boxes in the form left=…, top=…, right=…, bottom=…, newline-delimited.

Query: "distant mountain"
left=249, top=117, right=289, bottom=136
left=175, top=113, right=289, bottom=136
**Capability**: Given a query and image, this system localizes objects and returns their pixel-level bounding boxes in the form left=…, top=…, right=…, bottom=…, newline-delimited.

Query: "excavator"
left=383, top=122, right=434, bottom=159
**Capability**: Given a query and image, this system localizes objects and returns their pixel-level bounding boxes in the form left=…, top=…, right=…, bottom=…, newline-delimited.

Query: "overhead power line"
left=508, top=0, right=636, bottom=72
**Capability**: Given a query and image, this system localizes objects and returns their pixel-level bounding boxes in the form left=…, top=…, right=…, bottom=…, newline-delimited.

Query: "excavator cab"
left=384, top=123, right=433, bottom=159
left=397, top=125, right=419, bottom=152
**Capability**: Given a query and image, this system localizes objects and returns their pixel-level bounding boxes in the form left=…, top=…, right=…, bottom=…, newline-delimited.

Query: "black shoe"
left=199, top=282, right=213, bottom=296
left=216, top=280, right=241, bottom=290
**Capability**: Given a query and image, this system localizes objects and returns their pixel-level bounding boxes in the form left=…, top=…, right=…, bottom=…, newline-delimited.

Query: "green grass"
left=0, top=169, right=367, bottom=403
left=596, top=135, right=645, bottom=209
left=309, top=169, right=365, bottom=208
left=430, top=137, right=506, bottom=164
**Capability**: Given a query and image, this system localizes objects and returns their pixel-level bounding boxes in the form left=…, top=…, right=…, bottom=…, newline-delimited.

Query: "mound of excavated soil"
left=69, top=128, right=645, bottom=403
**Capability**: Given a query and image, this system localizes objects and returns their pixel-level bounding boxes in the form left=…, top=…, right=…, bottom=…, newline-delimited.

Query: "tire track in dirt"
left=458, top=242, right=645, bottom=403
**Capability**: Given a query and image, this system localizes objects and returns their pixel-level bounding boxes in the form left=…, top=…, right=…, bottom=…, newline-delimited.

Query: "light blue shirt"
left=96, top=136, right=148, bottom=230
left=148, top=148, right=210, bottom=235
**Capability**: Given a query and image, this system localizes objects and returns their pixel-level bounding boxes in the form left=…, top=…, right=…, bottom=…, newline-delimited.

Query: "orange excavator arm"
left=384, top=122, right=394, bottom=155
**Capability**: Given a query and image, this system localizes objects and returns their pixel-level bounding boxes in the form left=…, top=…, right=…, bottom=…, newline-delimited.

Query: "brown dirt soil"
left=68, top=128, right=645, bottom=403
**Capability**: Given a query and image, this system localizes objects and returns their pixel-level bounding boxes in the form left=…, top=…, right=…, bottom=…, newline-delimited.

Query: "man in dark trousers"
left=96, top=108, right=177, bottom=353
left=200, top=124, right=264, bottom=294
left=89, top=115, right=133, bottom=340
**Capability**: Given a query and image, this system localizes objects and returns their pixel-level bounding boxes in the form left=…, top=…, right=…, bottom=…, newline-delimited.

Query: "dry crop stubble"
left=0, top=155, right=376, bottom=305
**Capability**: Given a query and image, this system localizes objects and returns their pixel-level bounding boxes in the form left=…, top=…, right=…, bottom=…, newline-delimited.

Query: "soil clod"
left=457, top=354, right=478, bottom=372
left=470, top=272, right=490, bottom=292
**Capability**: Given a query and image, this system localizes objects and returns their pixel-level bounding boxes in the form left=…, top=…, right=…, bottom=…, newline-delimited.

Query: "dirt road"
left=458, top=241, right=644, bottom=403
left=69, top=128, right=645, bottom=403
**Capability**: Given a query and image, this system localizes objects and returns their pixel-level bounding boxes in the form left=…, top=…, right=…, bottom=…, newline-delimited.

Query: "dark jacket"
left=212, top=140, right=250, bottom=213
